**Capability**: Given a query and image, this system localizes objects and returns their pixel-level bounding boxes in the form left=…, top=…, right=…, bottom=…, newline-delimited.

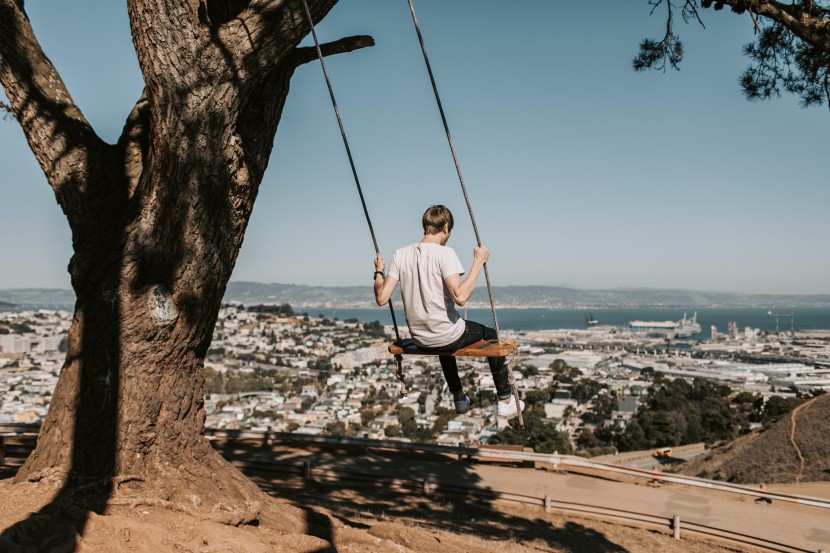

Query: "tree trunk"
left=0, top=0, right=372, bottom=524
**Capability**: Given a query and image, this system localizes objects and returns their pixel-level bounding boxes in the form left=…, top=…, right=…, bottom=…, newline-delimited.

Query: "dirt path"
left=789, top=395, right=820, bottom=483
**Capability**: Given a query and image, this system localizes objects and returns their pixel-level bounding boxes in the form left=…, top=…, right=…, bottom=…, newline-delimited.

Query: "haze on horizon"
left=1, top=3, right=827, bottom=296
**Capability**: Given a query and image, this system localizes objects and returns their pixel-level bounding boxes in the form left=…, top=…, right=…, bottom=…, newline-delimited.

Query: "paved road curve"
left=239, top=447, right=830, bottom=552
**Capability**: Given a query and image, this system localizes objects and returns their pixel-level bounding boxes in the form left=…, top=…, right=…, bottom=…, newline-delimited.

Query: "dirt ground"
left=0, top=475, right=762, bottom=553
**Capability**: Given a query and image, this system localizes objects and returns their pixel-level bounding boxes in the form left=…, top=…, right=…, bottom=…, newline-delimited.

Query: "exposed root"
left=209, top=500, right=262, bottom=526
left=107, top=497, right=192, bottom=514
left=24, top=467, right=69, bottom=486
left=105, top=497, right=262, bottom=526
left=114, top=474, right=145, bottom=488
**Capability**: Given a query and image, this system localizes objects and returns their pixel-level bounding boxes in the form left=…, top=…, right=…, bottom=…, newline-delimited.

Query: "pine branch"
left=0, top=99, right=15, bottom=120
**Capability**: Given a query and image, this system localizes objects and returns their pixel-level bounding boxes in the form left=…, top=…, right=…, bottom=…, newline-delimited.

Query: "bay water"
left=305, top=307, right=830, bottom=337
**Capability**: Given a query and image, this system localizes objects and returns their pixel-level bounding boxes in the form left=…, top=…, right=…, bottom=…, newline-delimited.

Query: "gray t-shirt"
left=388, top=242, right=466, bottom=348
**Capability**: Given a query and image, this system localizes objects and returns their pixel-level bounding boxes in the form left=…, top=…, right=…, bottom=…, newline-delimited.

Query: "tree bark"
left=0, top=0, right=372, bottom=522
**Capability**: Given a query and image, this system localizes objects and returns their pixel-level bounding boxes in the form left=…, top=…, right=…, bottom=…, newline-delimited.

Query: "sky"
left=0, top=1, right=827, bottom=295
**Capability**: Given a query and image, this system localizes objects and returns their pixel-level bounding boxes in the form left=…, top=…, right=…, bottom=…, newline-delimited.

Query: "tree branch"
left=0, top=99, right=15, bottom=120
left=124, top=1, right=343, bottom=110
left=0, top=0, right=106, bottom=214
left=218, top=0, right=339, bottom=79
left=288, top=35, right=375, bottom=68
left=117, top=89, right=151, bottom=199
left=708, top=0, right=830, bottom=53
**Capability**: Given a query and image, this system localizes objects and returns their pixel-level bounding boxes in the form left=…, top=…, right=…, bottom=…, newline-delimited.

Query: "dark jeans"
left=435, top=320, right=511, bottom=400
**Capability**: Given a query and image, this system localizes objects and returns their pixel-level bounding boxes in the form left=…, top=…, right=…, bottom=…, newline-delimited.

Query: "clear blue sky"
left=1, top=2, right=827, bottom=294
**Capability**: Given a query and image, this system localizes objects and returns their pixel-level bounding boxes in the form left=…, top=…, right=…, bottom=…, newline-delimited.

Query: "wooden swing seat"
left=388, top=338, right=516, bottom=357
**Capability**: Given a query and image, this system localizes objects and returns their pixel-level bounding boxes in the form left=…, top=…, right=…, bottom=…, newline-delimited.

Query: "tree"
left=521, top=364, right=539, bottom=377
left=432, top=414, right=449, bottom=434
left=325, top=421, right=346, bottom=437
left=0, top=0, right=370, bottom=524
left=583, top=392, right=618, bottom=425
left=488, top=406, right=574, bottom=455
left=570, top=379, right=603, bottom=402
left=618, top=421, right=648, bottom=451
left=397, top=406, right=416, bottom=425
left=623, top=378, right=745, bottom=449
left=550, top=360, right=580, bottom=383
left=762, top=394, right=807, bottom=424
left=576, top=428, right=602, bottom=450
left=636, top=0, right=830, bottom=109
left=523, top=386, right=553, bottom=408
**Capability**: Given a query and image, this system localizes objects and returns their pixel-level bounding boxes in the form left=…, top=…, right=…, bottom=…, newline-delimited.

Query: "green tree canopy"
left=636, top=0, right=830, bottom=109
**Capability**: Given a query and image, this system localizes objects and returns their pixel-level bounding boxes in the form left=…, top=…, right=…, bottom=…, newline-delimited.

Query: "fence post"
left=672, top=515, right=681, bottom=540
left=423, top=477, right=431, bottom=495
left=544, top=494, right=551, bottom=513
left=303, top=460, right=312, bottom=481
left=0, top=436, right=5, bottom=466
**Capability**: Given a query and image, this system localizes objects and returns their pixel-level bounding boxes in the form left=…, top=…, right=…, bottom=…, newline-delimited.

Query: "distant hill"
left=0, top=299, right=17, bottom=311
left=0, top=289, right=75, bottom=308
left=1, top=283, right=828, bottom=309
left=679, top=394, right=830, bottom=484
left=222, top=282, right=830, bottom=309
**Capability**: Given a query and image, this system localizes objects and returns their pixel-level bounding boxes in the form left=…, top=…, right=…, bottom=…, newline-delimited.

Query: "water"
left=305, top=307, right=830, bottom=336
left=11, top=304, right=830, bottom=337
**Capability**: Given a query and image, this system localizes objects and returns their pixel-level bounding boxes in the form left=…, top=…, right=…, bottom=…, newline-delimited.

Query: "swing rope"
left=405, top=0, right=523, bottom=427
left=405, top=0, right=499, bottom=337
left=300, top=0, right=408, bottom=397
left=301, top=0, right=522, bottom=426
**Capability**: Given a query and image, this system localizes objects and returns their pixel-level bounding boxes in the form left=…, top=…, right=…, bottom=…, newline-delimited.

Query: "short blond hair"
left=422, top=205, right=454, bottom=235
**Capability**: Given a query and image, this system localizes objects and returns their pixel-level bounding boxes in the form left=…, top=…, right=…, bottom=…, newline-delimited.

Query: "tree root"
left=105, top=497, right=262, bottom=526
left=209, top=500, right=262, bottom=526
left=107, top=497, right=191, bottom=513
left=24, top=467, right=69, bottom=486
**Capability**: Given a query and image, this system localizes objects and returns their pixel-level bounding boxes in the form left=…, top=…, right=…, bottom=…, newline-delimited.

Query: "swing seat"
left=388, top=338, right=516, bottom=357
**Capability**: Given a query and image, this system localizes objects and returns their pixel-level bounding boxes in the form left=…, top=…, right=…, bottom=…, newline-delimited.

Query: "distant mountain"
left=0, top=299, right=17, bottom=311
left=0, top=289, right=75, bottom=308
left=486, top=286, right=830, bottom=309
left=2, top=284, right=828, bottom=310
left=223, top=282, right=830, bottom=309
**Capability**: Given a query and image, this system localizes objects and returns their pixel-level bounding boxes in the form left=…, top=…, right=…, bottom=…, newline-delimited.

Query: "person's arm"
left=444, top=245, right=489, bottom=307
left=374, top=253, right=398, bottom=306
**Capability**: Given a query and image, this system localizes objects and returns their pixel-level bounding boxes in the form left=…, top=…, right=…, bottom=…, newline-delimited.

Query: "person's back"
left=373, top=204, right=524, bottom=418
left=388, top=242, right=464, bottom=348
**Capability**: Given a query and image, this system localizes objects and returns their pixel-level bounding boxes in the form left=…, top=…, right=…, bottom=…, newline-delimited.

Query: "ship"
left=628, top=312, right=701, bottom=337
left=585, top=313, right=599, bottom=327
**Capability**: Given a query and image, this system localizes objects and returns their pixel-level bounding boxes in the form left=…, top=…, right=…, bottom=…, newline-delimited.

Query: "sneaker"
left=454, top=393, right=470, bottom=415
left=497, top=396, right=525, bottom=417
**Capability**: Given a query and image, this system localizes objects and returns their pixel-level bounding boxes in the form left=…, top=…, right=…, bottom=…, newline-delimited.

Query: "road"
left=5, top=430, right=828, bottom=551
left=230, top=445, right=830, bottom=552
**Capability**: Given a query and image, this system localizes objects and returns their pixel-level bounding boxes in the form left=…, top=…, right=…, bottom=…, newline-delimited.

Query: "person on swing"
left=373, top=205, right=524, bottom=418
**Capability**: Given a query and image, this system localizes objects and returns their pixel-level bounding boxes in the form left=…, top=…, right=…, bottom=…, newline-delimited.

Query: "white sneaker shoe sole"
left=497, top=397, right=525, bottom=417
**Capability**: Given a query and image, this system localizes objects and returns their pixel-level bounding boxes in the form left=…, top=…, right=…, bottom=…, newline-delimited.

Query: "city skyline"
left=1, top=2, right=827, bottom=295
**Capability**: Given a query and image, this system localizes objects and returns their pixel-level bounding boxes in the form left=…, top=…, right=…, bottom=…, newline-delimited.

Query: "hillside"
left=679, top=394, right=830, bottom=484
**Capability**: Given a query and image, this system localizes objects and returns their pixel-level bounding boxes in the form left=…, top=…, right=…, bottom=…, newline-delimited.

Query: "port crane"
left=767, top=310, right=794, bottom=333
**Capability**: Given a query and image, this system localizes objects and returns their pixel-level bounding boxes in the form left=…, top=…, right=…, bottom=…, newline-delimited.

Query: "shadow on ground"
left=236, top=444, right=631, bottom=553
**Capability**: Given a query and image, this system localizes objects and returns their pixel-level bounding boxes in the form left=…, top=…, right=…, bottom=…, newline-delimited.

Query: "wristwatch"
left=374, top=271, right=384, bottom=279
